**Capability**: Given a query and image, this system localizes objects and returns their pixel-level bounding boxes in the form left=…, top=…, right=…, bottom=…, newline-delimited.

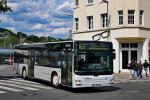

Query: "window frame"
left=75, top=0, right=79, bottom=7
left=101, top=13, right=108, bottom=28
left=121, top=43, right=138, bottom=48
left=128, top=10, right=135, bottom=25
left=118, top=10, right=123, bottom=26
left=87, top=16, right=93, bottom=30
left=88, top=0, right=93, bottom=4
left=139, top=10, right=144, bottom=26
left=75, top=18, right=79, bottom=31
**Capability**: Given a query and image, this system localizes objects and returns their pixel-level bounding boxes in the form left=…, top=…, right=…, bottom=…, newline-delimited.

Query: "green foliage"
left=0, top=28, right=18, bottom=48
left=0, top=28, right=68, bottom=48
left=0, top=0, right=12, bottom=13
left=26, top=35, right=40, bottom=43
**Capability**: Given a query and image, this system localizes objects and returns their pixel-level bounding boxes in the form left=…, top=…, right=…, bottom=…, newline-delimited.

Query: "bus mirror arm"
left=113, top=49, right=116, bottom=59
left=113, top=53, right=116, bottom=59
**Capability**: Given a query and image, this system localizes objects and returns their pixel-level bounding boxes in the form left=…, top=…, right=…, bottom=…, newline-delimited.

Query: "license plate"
left=92, top=84, right=101, bottom=87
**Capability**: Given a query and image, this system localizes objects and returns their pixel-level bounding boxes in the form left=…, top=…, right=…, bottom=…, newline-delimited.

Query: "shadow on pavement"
left=0, top=75, right=22, bottom=80
left=59, top=86, right=121, bottom=93
left=26, top=77, right=121, bottom=93
left=0, top=68, right=121, bottom=94
left=27, top=78, right=53, bottom=86
left=23, top=78, right=121, bottom=93
left=19, top=77, right=121, bottom=93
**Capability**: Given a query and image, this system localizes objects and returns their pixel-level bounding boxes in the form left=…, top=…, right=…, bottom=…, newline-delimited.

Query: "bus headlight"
left=75, top=80, right=82, bottom=86
left=75, top=80, right=82, bottom=83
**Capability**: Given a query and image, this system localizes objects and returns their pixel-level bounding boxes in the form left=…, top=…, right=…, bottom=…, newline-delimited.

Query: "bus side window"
left=57, top=61, right=61, bottom=68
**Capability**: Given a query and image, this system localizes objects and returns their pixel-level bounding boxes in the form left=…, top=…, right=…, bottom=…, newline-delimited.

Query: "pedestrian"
left=130, top=59, right=136, bottom=79
left=137, top=61, right=143, bottom=79
left=143, top=60, right=149, bottom=77
left=134, top=60, right=140, bottom=79
left=127, top=61, right=132, bottom=79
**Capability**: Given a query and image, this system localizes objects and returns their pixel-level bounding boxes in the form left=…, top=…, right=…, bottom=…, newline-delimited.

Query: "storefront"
left=113, top=37, right=150, bottom=73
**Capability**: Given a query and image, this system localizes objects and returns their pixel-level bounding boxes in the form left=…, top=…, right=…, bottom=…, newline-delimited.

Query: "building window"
left=118, top=10, right=123, bottom=25
left=130, top=43, right=138, bottom=48
left=128, top=10, right=135, bottom=24
left=75, top=0, right=79, bottom=6
left=87, top=16, right=93, bottom=30
left=139, top=10, right=144, bottom=25
left=88, top=0, right=93, bottom=4
left=121, top=43, right=129, bottom=48
left=101, top=13, right=108, bottom=28
left=75, top=18, right=79, bottom=31
left=121, top=43, right=138, bottom=48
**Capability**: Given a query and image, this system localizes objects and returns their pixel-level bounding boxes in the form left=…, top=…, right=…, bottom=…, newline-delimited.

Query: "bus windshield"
left=74, top=41, right=113, bottom=75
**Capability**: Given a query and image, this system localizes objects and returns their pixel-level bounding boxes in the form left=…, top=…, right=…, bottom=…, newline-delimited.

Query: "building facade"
left=73, top=0, right=150, bottom=73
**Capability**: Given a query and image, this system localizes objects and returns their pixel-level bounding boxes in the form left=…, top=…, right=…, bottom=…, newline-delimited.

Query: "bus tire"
left=22, top=68, right=27, bottom=80
left=51, top=73, right=59, bottom=88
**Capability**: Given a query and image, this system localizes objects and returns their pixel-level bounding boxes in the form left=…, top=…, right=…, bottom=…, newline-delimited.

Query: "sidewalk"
left=114, top=72, right=150, bottom=83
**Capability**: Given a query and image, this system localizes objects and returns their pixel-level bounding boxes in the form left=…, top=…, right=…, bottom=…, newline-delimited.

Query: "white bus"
left=13, top=40, right=114, bottom=88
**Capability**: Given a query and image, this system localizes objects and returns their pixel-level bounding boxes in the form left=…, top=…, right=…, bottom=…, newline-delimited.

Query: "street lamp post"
left=102, top=0, right=109, bottom=41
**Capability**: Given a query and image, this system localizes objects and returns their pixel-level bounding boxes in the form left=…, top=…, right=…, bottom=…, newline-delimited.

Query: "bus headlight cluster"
left=75, top=80, right=82, bottom=86
left=75, top=80, right=82, bottom=83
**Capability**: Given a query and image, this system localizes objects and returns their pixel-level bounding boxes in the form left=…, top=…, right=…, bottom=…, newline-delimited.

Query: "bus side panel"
left=28, top=50, right=34, bottom=77
left=16, top=64, right=28, bottom=75
left=34, top=65, right=61, bottom=83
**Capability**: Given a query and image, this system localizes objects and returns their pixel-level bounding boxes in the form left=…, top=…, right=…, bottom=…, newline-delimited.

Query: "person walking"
left=137, top=61, right=143, bottom=79
left=134, top=60, right=140, bottom=79
left=143, top=60, right=149, bottom=77
left=127, top=61, right=132, bottom=78
left=130, top=59, right=136, bottom=79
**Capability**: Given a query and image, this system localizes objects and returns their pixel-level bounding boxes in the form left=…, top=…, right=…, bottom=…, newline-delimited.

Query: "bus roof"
left=14, top=40, right=112, bottom=49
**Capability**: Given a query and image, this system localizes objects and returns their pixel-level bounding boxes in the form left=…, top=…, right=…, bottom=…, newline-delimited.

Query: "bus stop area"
left=0, top=64, right=150, bottom=84
left=114, top=72, right=150, bottom=83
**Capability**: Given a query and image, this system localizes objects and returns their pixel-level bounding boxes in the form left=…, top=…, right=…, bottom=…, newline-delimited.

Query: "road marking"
left=0, top=82, right=39, bottom=91
left=0, top=91, right=6, bottom=94
left=10, top=78, right=41, bottom=85
left=0, top=80, right=53, bottom=89
left=0, top=86, right=22, bottom=92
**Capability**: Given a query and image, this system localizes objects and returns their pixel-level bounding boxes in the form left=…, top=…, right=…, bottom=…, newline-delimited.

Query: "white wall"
left=73, top=0, right=150, bottom=73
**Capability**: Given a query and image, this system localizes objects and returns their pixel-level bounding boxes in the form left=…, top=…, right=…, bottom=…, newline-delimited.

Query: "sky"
left=0, top=0, right=73, bottom=39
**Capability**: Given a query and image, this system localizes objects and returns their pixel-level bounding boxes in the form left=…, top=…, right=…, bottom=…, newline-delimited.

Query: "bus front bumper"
left=73, top=75, right=114, bottom=88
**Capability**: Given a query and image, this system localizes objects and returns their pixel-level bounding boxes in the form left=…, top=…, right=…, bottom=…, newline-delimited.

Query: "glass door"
left=122, top=51, right=129, bottom=69
left=131, top=50, right=137, bottom=61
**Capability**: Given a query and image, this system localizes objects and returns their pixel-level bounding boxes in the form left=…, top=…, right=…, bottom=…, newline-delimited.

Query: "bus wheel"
left=52, top=74, right=59, bottom=88
left=22, top=69, right=27, bottom=79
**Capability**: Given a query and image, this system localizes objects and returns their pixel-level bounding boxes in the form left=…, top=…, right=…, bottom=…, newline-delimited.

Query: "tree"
left=27, top=35, right=40, bottom=43
left=17, top=32, right=28, bottom=38
left=17, top=32, right=28, bottom=44
left=0, top=0, right=12, bottom=13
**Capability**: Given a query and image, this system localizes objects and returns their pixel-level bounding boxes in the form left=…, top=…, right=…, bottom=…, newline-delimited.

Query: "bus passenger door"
left=61, top=60, right=67, bottom=84
left=28, top=50, right=34, bottom=77
left=61, top=52, right=72, bottom=86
